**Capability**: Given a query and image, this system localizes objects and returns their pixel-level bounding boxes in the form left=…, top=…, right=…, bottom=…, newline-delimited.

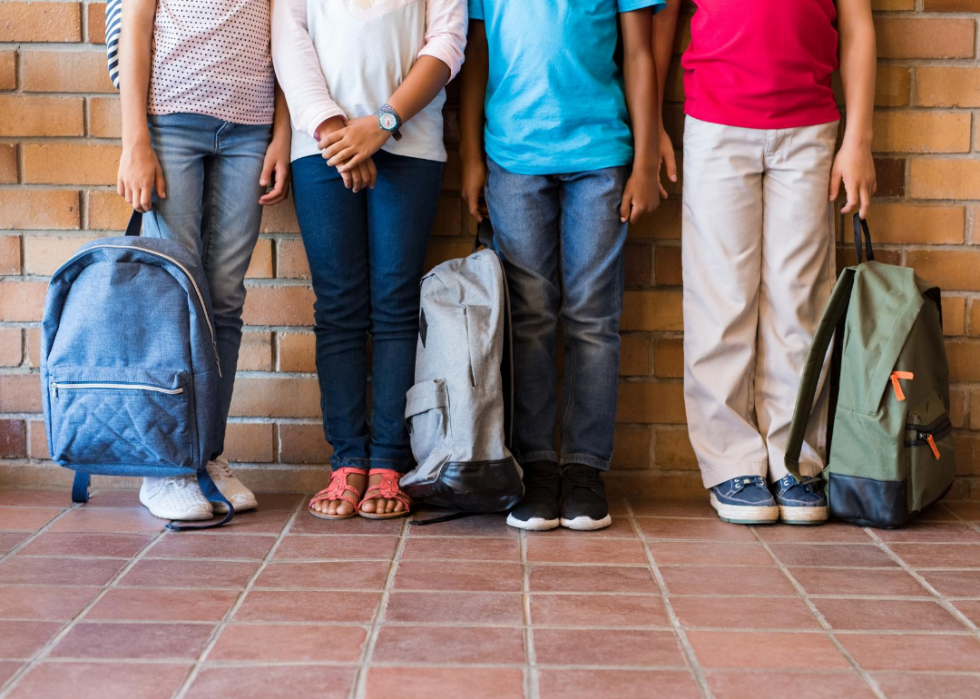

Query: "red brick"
left=910, top=160, right=980, bottom=200
left=21, top=49, right=115, bottom=92
left=655, top=428, right=699, bottom=471
left=0, top=419, right=26, bottom=458
left=906, top=250, right=980, bottom=293
left=916, top=67, right=980, bottom=108
left=654, top=338, right=684, bottom=379
left=873, top=158, right=905, bottom=198
left=0, top=143, right=16, bottom=183
left=971, top=390, right=980, bottom=431
left=872, top=111, right=971, bottom=154
left=619, top=335, right=650, bottom=376
left=946, top=341, right=980, bottom=382
left=223, top=422, right=274, bottom=463
left=22, top=143, right=120, bottom=185
left=260, top=199, right=299, bottom=234
left=876, top=18, right=976, bottom=59
left=28, top=419, right=47, bottom=459
left=865, top=204, right=965, bottom=244
left=624, top=242, right=652, bottom=286
left=0, top=2, right=81, bottom=42
left=86, top=2, right=105, bottom=43
left=0, top=95, right=84, bottom=137
left=0, top=235, right=20, bottom=274
left=970, top=300, right=980, bottom=338
left=611, top=427, right=652, bottom=470
left=630, top=199, right=680, bottom=240
left=25, top=327, right=39, bottom=368
left=655, top=245, right=682, bottom=286
left=617, top=382, right=686, bottom=424
left=424, top=240, right=472, bottom=274
left=0, top=328, right=22, bottom=366
left=621, top=290, right=683, bottom=331
left=954, top=434, right=980, bottom=477
left=0, top=281, right=47, bottom=321
left=86, top=190, right=132, bottom=230
left=245, top=239, right=273, bottom=279
left=278, top=332, right=316, bottom=373
left=874, top=65, right=911, bottom=107
left=0, top=373, right=42, bottom=412
left=22, top=235, right=94, bottom=275
left=0, top=190, right=80, bottom=230
left=923, top=0, right=980, bottom=9
left=88, top=96, right=119, bottom=137
left=242, top=286, right=315, bottom=326
left=278, top=423, right=333, bottom=464
left=276, top=238, right=310, bottom=279
left=943, top=296, right=966, bottom=337
left=237, top=332, right=273, bottom=371
left=0, top=50, right=14, bottom=90
left=229, top=377, right=321, bottom=418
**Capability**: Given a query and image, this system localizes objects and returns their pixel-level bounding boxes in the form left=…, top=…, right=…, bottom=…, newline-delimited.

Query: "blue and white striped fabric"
left=105, top=0, right=122, bottom=89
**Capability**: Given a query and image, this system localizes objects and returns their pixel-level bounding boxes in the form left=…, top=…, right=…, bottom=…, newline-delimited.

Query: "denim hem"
left=560, top=453, right=611, bottom=472
left=515, top=450, right=558, bottom=467
left=769, top=461, right=825, bottom=484
left=699, top=460, right=770, bottom=489
left=368, top=458, right=414, bottom=476
left=330, top=457, right=371, bottom=471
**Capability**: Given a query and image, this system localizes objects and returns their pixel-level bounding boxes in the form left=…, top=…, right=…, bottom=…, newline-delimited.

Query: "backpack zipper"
left=54, top=245, right=222, bottom=377
left=52, top=382, right=185, bottom=398
left=904, top=415, right=953, bottom=459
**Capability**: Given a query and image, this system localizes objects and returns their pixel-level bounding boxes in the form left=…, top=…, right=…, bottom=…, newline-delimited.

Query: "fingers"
left=331, top=149, right=362, bottom=170
left=463, top=188, right=484, bottom=222
left=365, top=158, right=377, bottom=189
left=629, top=201, right=650, bottom=225
left=259, top=156, right=274, bottom=188
left=619, top=190, right=632, bottom=224
left=340, top=168, right=353, bottom=189
left=350, top=165, right=363, bottom=193
left=828, top=169, right=841, bottom=203
left=664, top=147, right=678, bottom=183
left=657, top=175, right=669, bottom=200
left=858, top=185, right=871, bottom=220
left=155, top=165, right=166, bottom=200
left=139, top=182, right=153, bottom=213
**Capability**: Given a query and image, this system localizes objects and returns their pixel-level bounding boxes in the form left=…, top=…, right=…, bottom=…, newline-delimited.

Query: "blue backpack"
left=41, top=213, right=232, bottom=529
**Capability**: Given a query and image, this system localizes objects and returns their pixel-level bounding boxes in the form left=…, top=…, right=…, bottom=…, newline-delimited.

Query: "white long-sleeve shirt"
left=272, top=0, right=466, bottom=163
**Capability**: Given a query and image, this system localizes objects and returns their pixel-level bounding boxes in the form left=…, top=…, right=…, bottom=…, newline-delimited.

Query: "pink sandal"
left=308, top=467, right=368, bottom=520
left=357, top=469, right=413, bottom=520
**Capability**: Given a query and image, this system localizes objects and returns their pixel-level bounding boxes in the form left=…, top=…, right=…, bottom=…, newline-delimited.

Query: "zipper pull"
left=51, top=382, right=58, bottom=399
left=926, top=434, right=941, bottom=460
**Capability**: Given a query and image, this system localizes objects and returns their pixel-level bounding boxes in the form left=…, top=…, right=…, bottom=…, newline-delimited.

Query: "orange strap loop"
left=890, top=371, right=914, bottom=402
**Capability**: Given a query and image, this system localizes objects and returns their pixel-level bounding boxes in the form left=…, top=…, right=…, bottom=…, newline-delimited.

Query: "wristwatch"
left=376, top=103, right=403, bottom=141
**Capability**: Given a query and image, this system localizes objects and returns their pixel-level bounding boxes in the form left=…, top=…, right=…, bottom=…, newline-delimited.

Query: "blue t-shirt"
left=469, top=0, right=665, bottom=175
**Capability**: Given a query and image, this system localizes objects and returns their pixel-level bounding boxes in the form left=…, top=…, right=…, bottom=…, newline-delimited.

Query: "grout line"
left=521, top=527, right=536, bottom=699
left=748, top=528, right=888, bottom=699
left=625, top=498, right=715, bottom=699
left=171, top=496, right=307, bottom=699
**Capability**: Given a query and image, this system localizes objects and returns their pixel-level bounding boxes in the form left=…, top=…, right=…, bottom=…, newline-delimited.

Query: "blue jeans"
left=485, top=159, right=628, bottom=471
left=142, top=113, right=271, bottom=457
left=292, top=150, right=444, bottom=473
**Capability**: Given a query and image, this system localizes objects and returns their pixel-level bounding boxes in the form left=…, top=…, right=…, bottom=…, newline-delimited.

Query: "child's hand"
left=322, top=116, right=390, bottom=173
left=620, top=166, right=660, bottom=225
left=461, top=157, right=488, bottom=222
left=830, top=142, right=876, bottom=219
left=657, top=126, right=678, bottom=199
left=259, top=134, right=291, bottom=206
left=118, top=142, right=166, bottom=214
left=346, top=156, right=377, bottom=193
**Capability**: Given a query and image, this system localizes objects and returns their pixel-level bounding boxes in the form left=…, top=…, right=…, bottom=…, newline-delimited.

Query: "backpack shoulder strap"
left=165, top=470, right=234, bottom=531
left=71, top=472, right=90, bottom=503
left=784, top=267, right=857, bottom=480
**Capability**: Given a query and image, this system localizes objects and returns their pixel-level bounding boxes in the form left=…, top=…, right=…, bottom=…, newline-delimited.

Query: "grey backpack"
left=400, top=225, right=524, bottom=513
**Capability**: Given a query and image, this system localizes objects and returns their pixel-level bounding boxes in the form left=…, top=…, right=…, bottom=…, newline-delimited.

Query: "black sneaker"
left=559, top=464, right=611, bottom=531
left=506, top=461, right=561, bottom=531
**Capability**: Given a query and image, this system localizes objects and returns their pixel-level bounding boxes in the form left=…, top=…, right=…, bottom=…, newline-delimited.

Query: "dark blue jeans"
left=292, top=150, right=444, bottom=473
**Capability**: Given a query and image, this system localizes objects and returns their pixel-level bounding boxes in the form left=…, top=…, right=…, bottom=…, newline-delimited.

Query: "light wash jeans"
left=142, top=112, right=271, bottom=457
left=485, top=158, right=629, bottom=471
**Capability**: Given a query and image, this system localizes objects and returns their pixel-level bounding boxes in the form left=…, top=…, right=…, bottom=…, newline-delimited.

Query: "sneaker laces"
left=779, top=475, right=822, bottom=494
left=732, top=476, right=768, bottom=493
left=209, top=460, right=234, bottom=480
left=524, top=466, right=560, bottom=491
left=162, top=475, right=194, bottom=490
left=563, top=466, right=605, bottom=499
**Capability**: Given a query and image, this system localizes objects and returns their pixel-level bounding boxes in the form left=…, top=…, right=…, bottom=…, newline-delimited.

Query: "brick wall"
left=1, top=0, right=979, bottom=497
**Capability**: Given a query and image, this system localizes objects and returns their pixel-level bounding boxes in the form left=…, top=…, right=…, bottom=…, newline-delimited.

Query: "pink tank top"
left=681, top=0, right=841, bottom=130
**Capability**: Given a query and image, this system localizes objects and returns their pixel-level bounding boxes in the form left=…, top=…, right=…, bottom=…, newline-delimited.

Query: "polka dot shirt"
left=148, top=0, right=275, bottom=125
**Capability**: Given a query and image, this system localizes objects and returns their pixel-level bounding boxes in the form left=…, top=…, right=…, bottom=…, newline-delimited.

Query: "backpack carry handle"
left=853, top=214, right=874, bottom=264
left=126, top=211, right=143, bottom=237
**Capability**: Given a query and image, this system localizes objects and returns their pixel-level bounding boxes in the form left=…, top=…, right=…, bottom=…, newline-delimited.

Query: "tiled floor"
left=0, top=490, right=979, bottom=699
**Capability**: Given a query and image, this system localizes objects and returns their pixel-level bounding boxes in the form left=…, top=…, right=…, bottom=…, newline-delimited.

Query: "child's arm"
left=117, top=0, right=163, bottom=214
left=652, top=0, right=680, bottom=198
left=258, top=82, right=292, bottom=206
left=831, top=0, right=877, bottom=218
left=459, top=20, right=488, bottom=223
left=619, top=9, right=659, bottom=225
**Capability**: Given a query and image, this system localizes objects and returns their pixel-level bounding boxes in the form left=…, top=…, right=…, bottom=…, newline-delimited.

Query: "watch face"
left=379, top=113, right=398, bottom=130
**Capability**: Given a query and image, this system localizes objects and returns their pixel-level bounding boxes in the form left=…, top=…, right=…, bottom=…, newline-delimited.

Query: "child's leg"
left=681, top=117, right=769, bottom=489
left=555, top=166, right=629, bottom=471
left=757, top=122, right=839, bottom=482
left=361, top=151, right=444, bottom=513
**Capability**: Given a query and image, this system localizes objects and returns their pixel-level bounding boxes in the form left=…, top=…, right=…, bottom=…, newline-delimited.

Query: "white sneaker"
left=140, top=475, right=213, bottom=521
left=206, top=458, right=258, bottom=514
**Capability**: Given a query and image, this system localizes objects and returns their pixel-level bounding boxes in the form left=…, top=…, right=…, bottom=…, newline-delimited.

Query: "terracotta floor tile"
left=7, top=662, right=190, bottom=699
left=273, top=534, right=398, bottom=561
left=0, top=620, right=63, bottom=660
left=944, top=502, right=980, bottom=521
left=365, top=667, right=525, bottom=699
left=0, top=532, right=28, bottom=556
left=394, top=561, right=522, bottom=592
left=755, top=523, right=873, bottom=544
left=768, top=544, right=897, bottom=568
left=18, top=532, right=154, bottom=558
left=707, top=671, right=877, bottom=699
left=951, top=600, right=980, bottom=625
left=687, top=631, right=850, bottom=670
left=647, top=542, right=774, bottom=566
left=660, top=565, right=796, bottom=596
left=872, top=671, right=980, bottom=699
left=289, top=513, right=405, bottom=535
left=872, top=522, right=980, bottom=544
left=252, top=492, right=305, bottom=510
left=538, top=669, right=701, bottom=699
left=0, top=507, right=63, bottom=531
left=637, top=517, right=756, bottom=542
left=87, top=588, right=239, bottom=622
left=83, top=490, right=145, bottom=508
left=529, top=564, right=659, bottom=593
left=534, top=628, right=686, bottom=667
left=120, top=559, right=260, bottom=588
left=50, top=621, right=214, bottom=660
left=671, top=595, right=820, bottom=630
left=186, top=665, right=356, bottom=699
left=888, top=544, right=980, bottom=569
left=384, top=591, right=524, bottom=625
left=208, top=623, right=366, bottom=662
left=526, top=536, right=648, bottom=565
left=530, top=594, right=669, bottom=627
left=233, top=590, right=381, bottom=623
left=401, top=536, right=520, bottom=561
left=840, top=633, right=980, bottom=671
left=814, top=598, right=966, bottom=631
left=213, top=509, right=294, bottom=534
left=919, top=570, right=980, bottom=597
left=917, top=503, right=961, bottom=521
left=407, top=512, right=516, bottom=537
left=0, top=556, right=126, bottom=585
left=0, top=490, right=72, bottom=508
left=146, top=533, right=276, bottom=560
left=254, top=561, right=389, bottom=590
left=531, top=518, right=637, bottom=538
left=0, top=586, right=99, bottom=620
left=50, top=508, right=167, bottom=533
left=790, top=567, right=927, bottom=597
left=629, top=500, right=715, bottom=518
left=0, top=661, right=21, bottom=686
left=372, top=625, right=525, bottom=664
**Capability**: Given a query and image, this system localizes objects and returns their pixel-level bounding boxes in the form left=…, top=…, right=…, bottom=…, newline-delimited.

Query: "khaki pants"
left=681, top=116, right=839, bottom=489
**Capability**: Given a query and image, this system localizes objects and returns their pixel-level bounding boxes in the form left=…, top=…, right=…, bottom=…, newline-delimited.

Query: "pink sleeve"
left=417, top=0, right=467, bottom=81
left=271, top=0, right=346, bottom=140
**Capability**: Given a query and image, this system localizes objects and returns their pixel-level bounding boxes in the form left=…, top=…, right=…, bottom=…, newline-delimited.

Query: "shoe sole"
left=779, top=504, right=829, bottom=525
left=506, top=513, right=559, bottom=531
left=212, top=498, right=258, bottom=515
left=139, top=494, right=212, bottom=521
left=710, top=493, right=779, bottom=525
left=560, top=515, right=612, bottom=531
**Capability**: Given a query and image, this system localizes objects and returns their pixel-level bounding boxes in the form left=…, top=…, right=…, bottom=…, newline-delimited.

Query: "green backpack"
left=785, top=215, right=953, bottom=529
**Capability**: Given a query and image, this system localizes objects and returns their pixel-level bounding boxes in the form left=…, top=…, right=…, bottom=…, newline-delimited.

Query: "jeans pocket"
left=405, top=378, right=450, bottom=465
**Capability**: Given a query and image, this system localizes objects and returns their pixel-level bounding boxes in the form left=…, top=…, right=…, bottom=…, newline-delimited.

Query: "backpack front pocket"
left=905, top=391, right=955, bottom=513
left=49, top=367, right=195, bottom=468
left=405, top=378, right=450, bottom=466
